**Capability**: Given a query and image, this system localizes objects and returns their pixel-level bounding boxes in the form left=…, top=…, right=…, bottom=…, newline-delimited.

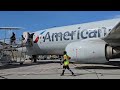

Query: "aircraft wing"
left=103, top=21, right=120, bottom=46
left=0, top=27, right=22, bottom=30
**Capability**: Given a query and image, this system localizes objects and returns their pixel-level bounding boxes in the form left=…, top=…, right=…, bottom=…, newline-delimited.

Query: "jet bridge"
left=0, top=27, right=27, bottom=66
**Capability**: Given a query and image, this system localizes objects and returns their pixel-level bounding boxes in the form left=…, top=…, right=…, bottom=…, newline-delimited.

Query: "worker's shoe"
left=72, top=73, right=76, bottom=76
left=72, top=74, right=76, bottom=76
left=60, top=74, right=64, bottom=76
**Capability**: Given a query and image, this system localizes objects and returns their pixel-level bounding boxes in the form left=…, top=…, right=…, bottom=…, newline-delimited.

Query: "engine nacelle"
left=65, top=39, right=116, bottom=63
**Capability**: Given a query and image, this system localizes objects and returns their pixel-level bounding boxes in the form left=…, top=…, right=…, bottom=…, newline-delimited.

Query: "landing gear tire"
left=32, top=55, right=37, bottom=63
left=43, top=55, right=47, bottom=60
left=20, top=62, right=23, bottom=65
left=59, top=55, right=63, bottom=61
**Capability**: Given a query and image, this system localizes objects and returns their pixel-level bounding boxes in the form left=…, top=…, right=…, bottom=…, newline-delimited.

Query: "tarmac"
left=1, top=60, right=120, bottom=79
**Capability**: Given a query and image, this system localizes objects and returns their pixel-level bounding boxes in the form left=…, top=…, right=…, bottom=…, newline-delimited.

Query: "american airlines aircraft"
left=18, top=18, right=120, bottom=63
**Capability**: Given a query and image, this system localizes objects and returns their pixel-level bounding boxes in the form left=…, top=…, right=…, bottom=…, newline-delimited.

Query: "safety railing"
left=0, top=38, right=27, bottom=64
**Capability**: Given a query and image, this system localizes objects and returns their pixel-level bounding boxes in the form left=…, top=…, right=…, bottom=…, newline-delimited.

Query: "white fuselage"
left=26, top=18, right=120, bottom=56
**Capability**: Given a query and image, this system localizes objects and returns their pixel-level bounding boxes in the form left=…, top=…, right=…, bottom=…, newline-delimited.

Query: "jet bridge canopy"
left=0, top=27, right=22, bottom=30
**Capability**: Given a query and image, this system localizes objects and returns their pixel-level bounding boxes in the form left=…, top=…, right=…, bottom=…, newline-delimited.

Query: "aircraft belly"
left=37, top=42, right=69, bottom=55
left=27, top=44, right=40, bottom=55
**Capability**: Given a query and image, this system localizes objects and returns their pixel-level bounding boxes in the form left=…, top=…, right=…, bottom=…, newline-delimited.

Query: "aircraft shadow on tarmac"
left=0, top=61, right=60, bottom=70
left=75, top=61, right=120, bottom=70
left=1, top=61, right=120, bottom=70
left=75, top=66, right=120, bottom=69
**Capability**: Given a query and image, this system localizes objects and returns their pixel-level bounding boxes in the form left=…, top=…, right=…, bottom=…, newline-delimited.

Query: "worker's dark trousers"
left=61, top=65, right=74, bottom=75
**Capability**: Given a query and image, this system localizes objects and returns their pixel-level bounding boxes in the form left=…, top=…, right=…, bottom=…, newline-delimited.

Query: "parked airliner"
left=18, top=18, right=120, bottom=63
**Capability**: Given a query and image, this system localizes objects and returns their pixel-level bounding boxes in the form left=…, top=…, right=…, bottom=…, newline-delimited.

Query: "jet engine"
left=65, top=39, right=117, bottom=63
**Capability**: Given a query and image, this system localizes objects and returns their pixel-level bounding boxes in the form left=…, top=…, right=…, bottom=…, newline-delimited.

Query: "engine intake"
left=65, top=40, right=116, bottom=63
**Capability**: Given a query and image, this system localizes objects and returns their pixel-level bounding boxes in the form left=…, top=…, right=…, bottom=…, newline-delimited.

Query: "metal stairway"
left=0, top=38, right=27, bottom=66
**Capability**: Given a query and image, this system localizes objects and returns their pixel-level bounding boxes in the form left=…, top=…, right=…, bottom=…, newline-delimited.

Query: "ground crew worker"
left=21, top=35, right=25, bottom=41
left=10, top=32, right=16, bottom=45
left=61, top=51, right=75, bottom=76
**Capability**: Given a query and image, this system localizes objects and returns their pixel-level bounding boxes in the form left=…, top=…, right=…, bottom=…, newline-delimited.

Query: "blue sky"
left=0, top=11, right=120, bottom=40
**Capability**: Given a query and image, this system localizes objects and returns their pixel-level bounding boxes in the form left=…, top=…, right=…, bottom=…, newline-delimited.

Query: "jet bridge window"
left=29, top=33, right=34, bottom=39
left=27, top=33, right=34, bottom=46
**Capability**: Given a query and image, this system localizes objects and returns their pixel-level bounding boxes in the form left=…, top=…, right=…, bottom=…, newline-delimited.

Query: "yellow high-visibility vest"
left=64, top=60, right=69, bottom=66
left=63, top=54, right=69, bottom=66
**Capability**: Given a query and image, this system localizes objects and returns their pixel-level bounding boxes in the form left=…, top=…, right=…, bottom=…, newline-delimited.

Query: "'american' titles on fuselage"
left=42, top=26, right=112, bottom=42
